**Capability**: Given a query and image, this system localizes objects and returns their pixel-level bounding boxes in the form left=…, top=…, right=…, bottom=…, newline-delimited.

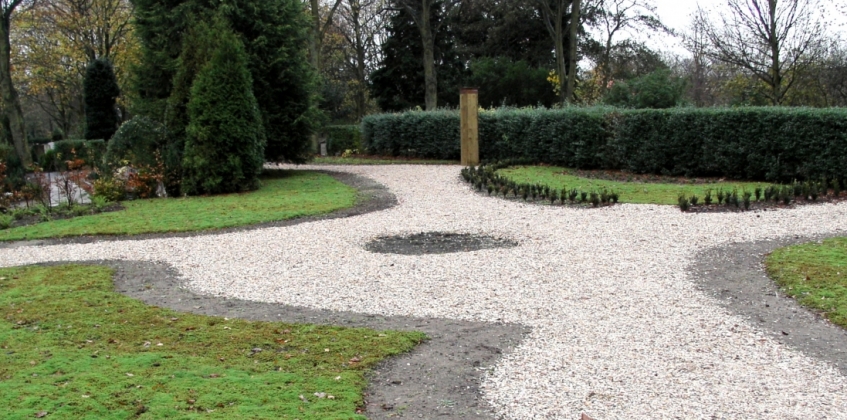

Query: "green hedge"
left=361, top=107, right=847, bottom=182
left=321, top=125, right=362, bottom=155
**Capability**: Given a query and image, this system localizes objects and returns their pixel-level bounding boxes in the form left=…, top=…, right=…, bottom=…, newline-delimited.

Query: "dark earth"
left=5, top=170, right=847, bottom=418
left=689, top=232, right=847, bottom=376
left=365, top=232, right=519, bottom=255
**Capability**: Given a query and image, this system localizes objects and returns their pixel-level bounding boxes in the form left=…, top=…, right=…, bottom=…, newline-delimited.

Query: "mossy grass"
left=497, top=166, right=768, bottom=205
left=0, top=264, right=424, bottom=418
left=0, top=170, right=356, bottom=241
left=765, top=237, right=847, bottom=329
left=310, top=156, right=457, bottom=165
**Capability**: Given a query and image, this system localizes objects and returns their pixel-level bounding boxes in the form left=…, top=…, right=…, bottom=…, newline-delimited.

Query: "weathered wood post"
left=460, top=88, right=479, bottom=166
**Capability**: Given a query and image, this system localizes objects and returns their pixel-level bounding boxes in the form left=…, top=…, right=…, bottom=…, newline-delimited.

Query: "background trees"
left=1, top=0, right=845, bottom=181
left=696, top=0, right=826, bottom=105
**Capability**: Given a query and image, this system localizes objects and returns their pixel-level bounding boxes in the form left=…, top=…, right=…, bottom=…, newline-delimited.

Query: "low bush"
left=362, top=107, right=847, bottom=183
left=93, top=178, right=127, bottom=202
left=104, top=116, right=165, bottom=169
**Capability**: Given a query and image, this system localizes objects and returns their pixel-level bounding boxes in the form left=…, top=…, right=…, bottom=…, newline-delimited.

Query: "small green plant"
left=678, top=194, right=690, bottom=212
left=568, top=189, right=578, bottom=202
left=704, top=189, right=713, bottom=205
left=742, top=190, right=752, bottom=210
left=589, top=192, right=600, bottom=207
left=0, top=214, right=12, bottom=229
left=754, top=187, right=762, bottom=202
left=717, top=189, right=725, bottom=205
left=549, top=189, right=558, bottom=204
left=93, top=177, right=127, bottom=202
left=487, top=184, right=495, bottom=195
left=580, top=191, right=588, bottom=202
left=689, top=195, right=699, bottom=206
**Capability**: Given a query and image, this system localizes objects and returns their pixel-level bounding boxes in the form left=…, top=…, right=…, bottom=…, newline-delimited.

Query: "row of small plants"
left=461, top=162, right=620, bottom=207
left=677, top=179, right=843, bottom=212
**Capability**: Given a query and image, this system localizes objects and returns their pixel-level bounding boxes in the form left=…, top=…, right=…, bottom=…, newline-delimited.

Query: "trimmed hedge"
left=320, top=125, right=362, bottom=155
left=361, top=107, right=847, bottom=182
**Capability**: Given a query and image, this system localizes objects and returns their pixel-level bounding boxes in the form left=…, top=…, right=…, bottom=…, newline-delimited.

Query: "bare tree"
left=308, top=0, right=344, bottom=73
left=593, top=0, right=666, bottom=94
left=394, top=0, right=460, bottom=110
left=336, top=0, right=384, bottom=119
left=697, top=0, right=827, bottom=105
left=1, top=0, right=34, bottom=165
left=682, top=16, right=713, bottom=106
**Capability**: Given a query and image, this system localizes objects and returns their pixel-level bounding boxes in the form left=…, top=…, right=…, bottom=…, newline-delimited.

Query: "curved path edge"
left=0, top=170, right=396, bottom=248
left=31, top=259, right=529, bottom=419
left=13, top=169, right=531, bottom=418
left=688, top=232, right=847, bottom=376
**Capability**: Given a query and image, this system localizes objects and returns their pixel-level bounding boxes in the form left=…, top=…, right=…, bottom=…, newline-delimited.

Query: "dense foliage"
left=603, top=69, right=686, bottom=109
left=39, top=140, right=107, bottom=172
left=83, top=58, right=121, bottom=141
left=104, top=116, right=165, bottom=169
left=131, top=0, right=316, bottom=164
left=362, top=107, right=847, bottom=182
left=321, top=125, right=363, bottom=155
left=181, top=26, right=265, bottom=195
left=370, top=3, right=466, bottom=111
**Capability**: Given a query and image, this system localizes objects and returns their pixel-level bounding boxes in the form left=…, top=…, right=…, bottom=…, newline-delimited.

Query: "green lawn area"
left=0, top=265, right=424, bottom=419
left=766, top=237, right=847, bottom=329
left=311, top=156, right=457, bottom=165
left=497, top=166, right=769, bottom=205
left=0, top=170, right=356, bottom=241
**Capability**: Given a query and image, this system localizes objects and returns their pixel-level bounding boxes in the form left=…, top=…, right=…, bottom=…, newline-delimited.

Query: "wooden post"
left=460, top=88, right=479, bottom=166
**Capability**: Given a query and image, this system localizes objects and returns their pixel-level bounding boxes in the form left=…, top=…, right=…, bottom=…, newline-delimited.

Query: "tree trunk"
left=352, top=0, right=367, bottom=120
left=554, top=6, right=566, bottom=105
left=309, top=0, right=322, bottom=72
left=768, top=0, right=781, bottom=105
left=418, top=0, right=437, bottom=111
left=565, top=0, right=580, bottom=103
left=0, top=12, right=29, bottom=165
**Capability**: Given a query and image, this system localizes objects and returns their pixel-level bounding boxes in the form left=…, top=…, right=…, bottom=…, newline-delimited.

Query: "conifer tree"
left=84, top=58, right=120, bottom=140
left=182, top=26, right=265, bottom=195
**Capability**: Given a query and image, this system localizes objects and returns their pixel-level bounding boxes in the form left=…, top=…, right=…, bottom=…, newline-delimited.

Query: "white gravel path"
left=3, top=164, right=847, bottom=419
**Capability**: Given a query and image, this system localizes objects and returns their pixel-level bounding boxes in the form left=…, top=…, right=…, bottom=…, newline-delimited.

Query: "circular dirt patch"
left=365, top=232, right=518, bottom=255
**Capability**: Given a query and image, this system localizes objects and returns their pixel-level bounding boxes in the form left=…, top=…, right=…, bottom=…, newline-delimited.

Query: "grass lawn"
left=497, top=166, right=769, bottom=205
left=311, top=156, right=457, bottom=165
left=766, top=237, right=847, bottom=329
left=0, top=265, right=424, bottom=419
left=0, top=170, right=356, bottom=241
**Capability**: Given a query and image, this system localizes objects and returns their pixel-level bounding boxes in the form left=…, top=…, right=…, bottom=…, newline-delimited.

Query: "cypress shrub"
left=181, top=25, right=265, bottom=195
left=83, top=58, right=121, bottom=141
left=361, top=107, right=847, bottom=182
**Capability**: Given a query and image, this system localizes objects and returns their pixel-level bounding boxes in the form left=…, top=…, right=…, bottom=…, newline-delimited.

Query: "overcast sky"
left=631, top=0, right=846, bottom=57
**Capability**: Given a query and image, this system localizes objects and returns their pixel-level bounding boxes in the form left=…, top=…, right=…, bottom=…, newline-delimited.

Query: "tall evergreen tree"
left=370, top=4, right=465, bottom=111
left=182, top=25, right=265, bottom=195
left=130, top=0, right=317, bottom=163
left=84, top=58, right=120, bottom=140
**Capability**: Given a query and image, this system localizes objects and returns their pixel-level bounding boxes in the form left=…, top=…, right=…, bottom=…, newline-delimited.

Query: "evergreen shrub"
left=181, top=25, right=265, bottom=195
left=83, top=58, right=121, bottom=141
left=362, top=107, right=847, bottom=182
left=104, top=116, right=165, bottom=169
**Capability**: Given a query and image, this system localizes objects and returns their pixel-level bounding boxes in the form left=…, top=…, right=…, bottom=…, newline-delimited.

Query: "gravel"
left=3, top=164, right=847, bottom=419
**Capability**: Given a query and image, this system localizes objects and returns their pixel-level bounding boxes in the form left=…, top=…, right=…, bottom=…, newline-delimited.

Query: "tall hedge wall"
left=361, top=107, right=847, bottom=182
